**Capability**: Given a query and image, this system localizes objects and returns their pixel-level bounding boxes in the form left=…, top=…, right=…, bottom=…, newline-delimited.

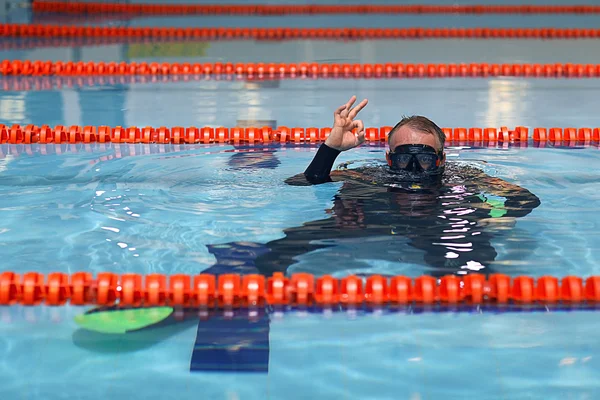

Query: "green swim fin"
left=74, top=307, right=173, bottom=334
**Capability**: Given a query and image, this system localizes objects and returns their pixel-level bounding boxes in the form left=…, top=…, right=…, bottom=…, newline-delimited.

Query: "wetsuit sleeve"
left=477, top=174, right=541, bottom=218
left=285, top=143, right=342, bottom=186
left=304, top=144, right=342, bottom=183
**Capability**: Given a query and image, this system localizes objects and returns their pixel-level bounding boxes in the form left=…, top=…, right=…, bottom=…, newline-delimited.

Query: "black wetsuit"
left=206, top=143, right=541, bottom=278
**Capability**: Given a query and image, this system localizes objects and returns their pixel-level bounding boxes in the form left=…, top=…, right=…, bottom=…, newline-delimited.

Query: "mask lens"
left=391, top=154, right=414, bottom=170
left=415, top=154, right=438, bottom=171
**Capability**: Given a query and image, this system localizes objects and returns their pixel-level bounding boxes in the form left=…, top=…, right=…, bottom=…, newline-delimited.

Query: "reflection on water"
left=485, top=79, right=530, bottom=128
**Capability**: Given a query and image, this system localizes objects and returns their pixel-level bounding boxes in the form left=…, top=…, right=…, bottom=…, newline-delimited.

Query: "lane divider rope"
left=3, top=60, right=600, bottom=79
left=0, top=271, right=597, bottom=307
left=1, top=124, right=598, bottom=145
left=32, top=2, right=600, bottom=15
left=3, top=24, right=600, bottom=40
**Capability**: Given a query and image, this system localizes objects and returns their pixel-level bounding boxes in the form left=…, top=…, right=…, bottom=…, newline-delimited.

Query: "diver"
left=206, top=96, right=541, bottom=278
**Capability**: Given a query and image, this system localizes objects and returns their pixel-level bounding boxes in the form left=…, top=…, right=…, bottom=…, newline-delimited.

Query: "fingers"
left=348, top=98, right=368, bottom=119
left=354, top=120, right=366, bottom=145
left=340, top=106, right=350, bottom=119
left=334, top=96, right=367, bottom=126
left=357, top=131, right=366, bottom=145
left=333, top=103, right=346, bottom=116
left=334, top=95, right=357, bottom=118
left=353, top=119, right=365, bottom=133
left=344, top=95, right=357, bottom=110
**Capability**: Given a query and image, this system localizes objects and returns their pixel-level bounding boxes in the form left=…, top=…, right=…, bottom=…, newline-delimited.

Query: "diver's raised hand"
left=325, top=95, right=368, bottom=151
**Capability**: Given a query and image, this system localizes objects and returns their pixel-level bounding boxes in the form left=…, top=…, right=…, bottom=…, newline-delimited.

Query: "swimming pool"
left=2, top=1, right=600, bottom=399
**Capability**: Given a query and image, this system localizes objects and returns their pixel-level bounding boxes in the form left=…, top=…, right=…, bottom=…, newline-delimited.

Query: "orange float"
left=315, top=275, right=339, bottom=305
left=120, top=274, right=143, bottom=307
left=169, top=274, right=191, bottom=306
left=96, top=272, right=118, bottom=306
left=585, top=277, right=600, bottom=301
left=535, top=276, right=559, bottom=302
left=365, top=275, right=388, bottom=304
left=489, top=274, right=510, bottom=303
left=462, top=274, right=486, bottom=303
left=339, top=275, right=362, bottom=305
left=439, top=275, right=461, bottom=303
left=70, top=272, right=93, bottom=305
left=389, top=276, right=412, bottom=304
left=413, top=276, right=436, bottom=304
left=241, top=274, right=266, bottom=306
left=266, top=272, right=289, bottom=305
left=217, top=274, right=240, bottom=307
left=290, top=273, right=314, bottom=305
left=145, top=274, right=168, bottom=306
left=0, top=271, right=20, bottom=305
left=511, top=276, right=535, bottom=303
left=193, top=274, right=216, bottom=307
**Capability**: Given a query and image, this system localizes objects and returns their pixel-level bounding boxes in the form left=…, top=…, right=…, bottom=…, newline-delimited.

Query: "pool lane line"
left=0, top=124, right=598, bottom=146
left=3, top=61, right=600, bottom=79
left=31, top=2, right=600, bottom=16
left=1, top=271, right=598, bottom=307
left=4, top=25, right=600, bottom=40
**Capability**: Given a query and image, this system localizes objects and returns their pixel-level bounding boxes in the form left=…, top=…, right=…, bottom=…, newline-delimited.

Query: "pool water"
left=2, top=1, right=600, bottom=399
left=1, top=144, right=599, bottom=278
left=2, top=304, right=600, bottom=400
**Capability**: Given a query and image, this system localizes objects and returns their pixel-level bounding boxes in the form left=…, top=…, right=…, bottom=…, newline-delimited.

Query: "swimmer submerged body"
left=252, top=163, right=539, bottom=277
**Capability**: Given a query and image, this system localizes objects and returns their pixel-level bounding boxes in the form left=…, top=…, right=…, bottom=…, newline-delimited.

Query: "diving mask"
left=386, top=144, right=444, bottom=174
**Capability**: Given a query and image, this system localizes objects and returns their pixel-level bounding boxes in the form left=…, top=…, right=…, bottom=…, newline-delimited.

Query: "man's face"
left=386, top=124, right=446, bottom=183
left=389, top=125, right=443, bottom=158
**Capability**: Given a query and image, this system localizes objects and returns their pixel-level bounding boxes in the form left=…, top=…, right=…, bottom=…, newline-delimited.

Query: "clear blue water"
left=2, top=1, right=600, bottom=399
